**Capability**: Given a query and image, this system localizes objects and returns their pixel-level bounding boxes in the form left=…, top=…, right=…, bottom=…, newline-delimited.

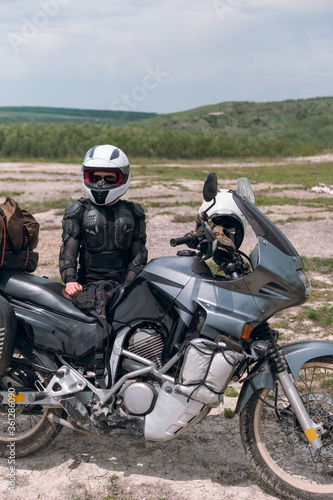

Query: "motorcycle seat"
left=0, top=271, right=96, bottom=323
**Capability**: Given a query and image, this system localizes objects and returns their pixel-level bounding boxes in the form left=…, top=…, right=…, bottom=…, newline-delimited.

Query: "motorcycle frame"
left=3, top=339, right=333, bottom=409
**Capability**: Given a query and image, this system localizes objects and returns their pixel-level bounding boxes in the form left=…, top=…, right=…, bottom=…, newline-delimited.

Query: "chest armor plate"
left=113, top=203, right=135, bottom=250
left=82, top=207, right=108, bottom=252
left=81, top=203, right=135, bottom=253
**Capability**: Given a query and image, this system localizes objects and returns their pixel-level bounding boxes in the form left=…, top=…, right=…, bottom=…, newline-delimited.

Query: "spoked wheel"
left=240, top=356, right=333, bottom=500
left=0, top=359, right=64, bottom=458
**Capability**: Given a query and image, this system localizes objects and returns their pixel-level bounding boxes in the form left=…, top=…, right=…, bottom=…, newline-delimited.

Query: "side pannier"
left=0, top=196, right=39, bottom=272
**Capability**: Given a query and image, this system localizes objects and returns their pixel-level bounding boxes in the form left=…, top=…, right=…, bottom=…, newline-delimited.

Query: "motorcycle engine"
left=127, top=327, right=164, bottom=368
left=118, top=380, right=158, bottom=415
left=119, top=327, right=164, bottom=415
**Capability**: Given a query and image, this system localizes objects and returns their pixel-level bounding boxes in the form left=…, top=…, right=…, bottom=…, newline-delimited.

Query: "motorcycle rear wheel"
left=240, top=356, right=333, bottom=500
left=0, top=360, right=64, bottom=458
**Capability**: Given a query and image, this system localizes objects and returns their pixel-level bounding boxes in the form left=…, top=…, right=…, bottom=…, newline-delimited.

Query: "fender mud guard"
left=235, top=340, right=333, bottom=414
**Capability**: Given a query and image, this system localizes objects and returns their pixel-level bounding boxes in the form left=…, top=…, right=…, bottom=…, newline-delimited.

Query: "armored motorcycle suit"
left=59, top=198, right=148, bottom=287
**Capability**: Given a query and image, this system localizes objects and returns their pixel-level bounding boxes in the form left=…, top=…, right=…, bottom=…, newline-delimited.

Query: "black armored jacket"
left=59, top=198, right=148, bottom=286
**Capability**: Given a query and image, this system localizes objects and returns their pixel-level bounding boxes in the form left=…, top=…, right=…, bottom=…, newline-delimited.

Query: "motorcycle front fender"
left=235, top=340, right=333, bottom=414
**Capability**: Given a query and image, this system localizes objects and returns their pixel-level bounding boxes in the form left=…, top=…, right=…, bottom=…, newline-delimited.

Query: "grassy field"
left=2, top=161, right=332, bottom=214
left=0, top=97, right=332, bottom=160
left=130, top=161, right=333, bottom=185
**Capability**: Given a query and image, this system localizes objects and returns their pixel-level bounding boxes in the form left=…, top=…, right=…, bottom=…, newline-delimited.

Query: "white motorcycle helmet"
left=82, top=144, right=130, bottom=205
left=198, top=188, right=247, bottom=249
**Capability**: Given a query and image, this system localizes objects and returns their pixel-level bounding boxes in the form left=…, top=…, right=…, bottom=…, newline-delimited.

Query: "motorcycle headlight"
left=297, top=270, right=311, bottom=298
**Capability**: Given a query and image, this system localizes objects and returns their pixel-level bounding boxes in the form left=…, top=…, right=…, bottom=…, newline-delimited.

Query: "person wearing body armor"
left=59, top=144, right=148, bottom=298
left=59, top=144, right=147, bottom=388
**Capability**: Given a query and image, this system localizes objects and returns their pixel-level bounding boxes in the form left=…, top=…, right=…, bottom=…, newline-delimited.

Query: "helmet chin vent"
left=91, top=190, right=109, bottom=205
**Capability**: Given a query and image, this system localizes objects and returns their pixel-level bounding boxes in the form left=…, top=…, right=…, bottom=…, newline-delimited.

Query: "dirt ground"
left=0, top=155, right=332, bottom=500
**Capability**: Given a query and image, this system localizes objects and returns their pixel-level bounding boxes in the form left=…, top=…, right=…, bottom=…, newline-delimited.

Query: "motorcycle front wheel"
left=240, top=356, right=333, bottom=500
left=0, top=360, right=64, bottom=458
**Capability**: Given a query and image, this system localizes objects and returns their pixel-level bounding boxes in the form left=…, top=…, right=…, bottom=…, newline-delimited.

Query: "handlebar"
left=170, top=233, right=198, bottom=248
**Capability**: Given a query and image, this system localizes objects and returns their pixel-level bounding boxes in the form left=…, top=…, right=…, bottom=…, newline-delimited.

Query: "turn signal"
left=241, top=323, right=252, bottom=339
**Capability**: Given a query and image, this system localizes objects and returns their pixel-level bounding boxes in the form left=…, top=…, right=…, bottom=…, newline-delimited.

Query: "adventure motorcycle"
left=0, top=174, right=333, bottom=500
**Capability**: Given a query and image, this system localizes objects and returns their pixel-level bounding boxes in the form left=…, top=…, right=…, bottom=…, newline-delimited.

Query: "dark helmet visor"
left=85, top=169, right=123, bottom=187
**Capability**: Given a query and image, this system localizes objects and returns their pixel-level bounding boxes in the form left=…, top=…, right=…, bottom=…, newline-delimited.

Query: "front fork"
left=267, top=342, right=324, bottom=451
left=276, top=370, right=324, bottom=451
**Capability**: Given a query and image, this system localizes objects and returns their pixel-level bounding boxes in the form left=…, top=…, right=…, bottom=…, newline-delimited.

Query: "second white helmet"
left=199, top=188, right=247, bottom=248
left=82, top=144, right=130, bottom=205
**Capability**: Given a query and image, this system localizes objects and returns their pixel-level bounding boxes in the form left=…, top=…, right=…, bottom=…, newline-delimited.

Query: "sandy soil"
left=0, top=156, right=332, bottom=500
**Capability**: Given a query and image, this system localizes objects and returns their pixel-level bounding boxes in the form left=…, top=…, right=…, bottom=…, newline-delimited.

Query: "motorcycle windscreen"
left=232, top=192, right=299, bottom=257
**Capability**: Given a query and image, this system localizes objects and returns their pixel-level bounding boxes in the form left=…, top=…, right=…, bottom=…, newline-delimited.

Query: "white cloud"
left=0, top=0, right=333, bottom=112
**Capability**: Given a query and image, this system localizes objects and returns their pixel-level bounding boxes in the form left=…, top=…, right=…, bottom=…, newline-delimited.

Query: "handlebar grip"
left=170, top=233, right=196, bottom=247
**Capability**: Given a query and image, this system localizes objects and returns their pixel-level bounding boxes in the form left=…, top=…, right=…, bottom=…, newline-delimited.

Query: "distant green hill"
left=0, top=98, right=332, bottom=160
left=0, top=106, right=158, bottom=125
left=131, top=97, right=333, bottom=143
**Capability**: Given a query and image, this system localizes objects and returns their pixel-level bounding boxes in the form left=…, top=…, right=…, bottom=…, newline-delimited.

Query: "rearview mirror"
left=203, top=172, right=218, bottom=202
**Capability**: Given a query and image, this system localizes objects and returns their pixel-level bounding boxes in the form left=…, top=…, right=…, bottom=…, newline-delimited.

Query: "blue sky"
left=1, top=0, right=333, bottom=114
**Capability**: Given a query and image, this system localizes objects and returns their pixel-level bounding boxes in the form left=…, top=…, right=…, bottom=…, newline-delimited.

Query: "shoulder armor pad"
left=125, top=201, right=145, bottom=220
left=64, top=199, right=87, bottom=219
